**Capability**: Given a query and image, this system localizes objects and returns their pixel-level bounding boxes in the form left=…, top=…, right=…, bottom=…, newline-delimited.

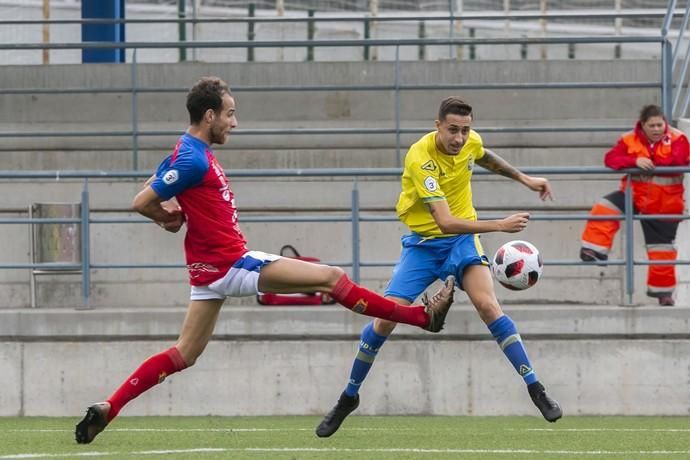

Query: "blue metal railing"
left=3, top=166, right=688, bottom=308
left=0, top=33, right=673, bottom=168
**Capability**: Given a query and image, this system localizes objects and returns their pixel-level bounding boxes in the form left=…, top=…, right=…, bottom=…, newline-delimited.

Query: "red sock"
left=331, top=274, right=429, bottom=328
left=106, top=346, right=187, bottom=422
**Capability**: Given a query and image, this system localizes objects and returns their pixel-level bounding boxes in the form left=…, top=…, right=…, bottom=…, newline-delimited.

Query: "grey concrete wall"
left=1, top=305, right=688, bottom=416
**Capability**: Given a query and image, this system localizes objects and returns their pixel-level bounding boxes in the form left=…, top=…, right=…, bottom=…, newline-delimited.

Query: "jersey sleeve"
left=604, top=137, right=637, bottom=170
left=406, top=151, right=446, bottom=203
left=470, top=130, right=486, bottom=161
left=150, top=149, right=208, bottom=200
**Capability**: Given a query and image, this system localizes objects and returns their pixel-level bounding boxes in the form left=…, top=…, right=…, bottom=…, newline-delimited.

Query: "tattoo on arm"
left=475, top=149, right=521, bottom=180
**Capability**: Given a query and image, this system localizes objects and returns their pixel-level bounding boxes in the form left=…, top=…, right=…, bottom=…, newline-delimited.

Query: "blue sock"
left=487, top=314, right=538, bottom=385
left=344, top=322, right=388, bottom=397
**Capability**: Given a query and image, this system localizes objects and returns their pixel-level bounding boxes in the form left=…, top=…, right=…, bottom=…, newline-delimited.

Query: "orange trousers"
left=581, top=190, right=679, bottom=297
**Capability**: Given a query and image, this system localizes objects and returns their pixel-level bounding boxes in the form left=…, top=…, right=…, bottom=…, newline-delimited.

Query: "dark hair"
left=638, top=104, right=664, bottom=123
left=438, top=96, right=473, bottom=121
left=186, top=77, right=231, bottom=124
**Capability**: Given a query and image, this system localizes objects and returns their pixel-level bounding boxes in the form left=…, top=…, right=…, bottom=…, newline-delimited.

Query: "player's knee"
left=182, top=354, right=198, bottom=367
left=175, top=344, right=203, bottom=367
left=324, top=265, right=346, bottom=288
left=373, top=318, right=397, bottom=336
left=474, top=298, right=502, bottom=323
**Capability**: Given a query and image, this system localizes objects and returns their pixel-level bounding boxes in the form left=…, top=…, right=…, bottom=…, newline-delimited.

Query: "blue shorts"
left=385, top=233, right=489, bottom=302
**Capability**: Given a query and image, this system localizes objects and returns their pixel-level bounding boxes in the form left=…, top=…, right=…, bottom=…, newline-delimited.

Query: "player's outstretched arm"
left=427, top=200, right=529, bottom=234
left=477, top=148, right=553, bottom=201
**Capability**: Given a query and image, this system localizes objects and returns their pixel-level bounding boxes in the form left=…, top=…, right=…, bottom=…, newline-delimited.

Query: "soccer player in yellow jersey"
left=316, top=96, right=562, bottom=437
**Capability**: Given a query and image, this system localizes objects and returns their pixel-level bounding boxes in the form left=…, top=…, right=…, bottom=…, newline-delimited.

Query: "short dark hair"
left=638, top=104, right=664, bottom=123
left=438, top=96, right=473, bottom=121
left=186, top=77, right=231, bottom=124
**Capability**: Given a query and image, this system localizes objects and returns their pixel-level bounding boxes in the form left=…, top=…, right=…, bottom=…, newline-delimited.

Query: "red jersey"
left=151, top=133, right=248, bottom=285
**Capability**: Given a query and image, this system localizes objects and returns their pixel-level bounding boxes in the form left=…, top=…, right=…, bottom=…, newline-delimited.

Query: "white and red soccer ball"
left=491, top=240, right=543, bottom=291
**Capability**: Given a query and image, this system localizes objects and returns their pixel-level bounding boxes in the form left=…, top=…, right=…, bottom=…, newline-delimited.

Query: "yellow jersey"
left=396, top=130, right=485, bottom=237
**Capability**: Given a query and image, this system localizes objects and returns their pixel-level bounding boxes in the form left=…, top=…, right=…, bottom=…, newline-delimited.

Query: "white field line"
left=521, top=428, right=690, bottom=433
left=7, top=427, right=413, bottom=433
left=10, top=427, right=690, bottom=433
left=4, top=447, right=690, bottom=459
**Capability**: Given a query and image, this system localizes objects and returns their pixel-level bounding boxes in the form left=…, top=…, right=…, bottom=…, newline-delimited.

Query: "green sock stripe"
left=355, top=351, right=377, bottom=364
left=499, top=333, right=521, bottom=350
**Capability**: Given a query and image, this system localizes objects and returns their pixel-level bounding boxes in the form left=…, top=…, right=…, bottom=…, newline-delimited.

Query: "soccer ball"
left=491, top=240, right=543, bottom=291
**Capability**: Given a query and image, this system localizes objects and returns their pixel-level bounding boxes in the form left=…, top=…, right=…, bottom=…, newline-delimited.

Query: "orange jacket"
left=604, top=122, right=689, bottom=215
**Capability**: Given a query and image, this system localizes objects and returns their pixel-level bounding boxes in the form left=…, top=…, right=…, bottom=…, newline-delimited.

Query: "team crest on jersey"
left=424, top=176, right=438, bottom=192
left=163, top=169, right=179, bottom=185
left=421, top=160, right=437, bottom=172
left=468, top=157, right=474, bottom=171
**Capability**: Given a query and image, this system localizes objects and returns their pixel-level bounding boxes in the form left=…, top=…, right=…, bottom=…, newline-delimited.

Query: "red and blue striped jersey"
left=151, top=133, right=248, bottom=285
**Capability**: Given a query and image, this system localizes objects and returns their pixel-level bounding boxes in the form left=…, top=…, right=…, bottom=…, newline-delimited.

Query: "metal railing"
left=0, top=5, right=685, bottom=165
left=2, top=6, right=687, bottom=62
left=0, top=6, right=688, bottom=308
left=1, top=166, right=688, bottom=309
left=0, top=34, right=672, bottom=169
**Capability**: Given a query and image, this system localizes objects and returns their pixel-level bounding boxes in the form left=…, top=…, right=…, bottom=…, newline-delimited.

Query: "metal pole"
left=672, top=34, right=690, bottom=117
left=455, top=0, right=463, bottom=60
left=42, top=0, right=50, bottom=64
left=276, top=0, right=284, bottom=61
left=248, top=3, right=255, bottom=62
left=539, top=0, right=547, bottom=59
left=131, top=49, right=139, bottom=170
left=364, top=17, right=370, bottom=60
left=624, top=174, right=634, bottom=305
left=448, top=0, right=455, bottom=59
left=307, top=9, right=314, bottom=62
left=614, top=0, right=622, bottom=59
left=370, top=0, right=378, bottom=61
left=394, top=45, right=401, bottom=167
left=178, top=0, right=186, bottom=62
left=29, top=204, right=36, bottom=308
left=661, top=0, right=678, bottom=38
left=191, top=0, right=199, bottom=61
left=672, top=4, right=690, bottom=72
left=351, top=182, right=361, bottom=284
left=677, top=48, right=690, bottom=118
left=504, top=0, right=510, bottom=35
left=418, top=21, right=425, bottom=60
left=80, top=180, right=92, bottom=310
left=662, top=39, right=673, bottom=121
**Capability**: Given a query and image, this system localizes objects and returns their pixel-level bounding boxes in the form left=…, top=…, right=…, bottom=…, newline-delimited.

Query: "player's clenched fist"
left=157, top=201, right=185, bottom=233
left=498, top=212, right=530, bottom=233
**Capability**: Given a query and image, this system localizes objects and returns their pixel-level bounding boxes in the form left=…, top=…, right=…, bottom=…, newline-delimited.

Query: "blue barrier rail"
left=0, top=33, right=674, bottom=168
left=3, top=166, right=688, bottom=308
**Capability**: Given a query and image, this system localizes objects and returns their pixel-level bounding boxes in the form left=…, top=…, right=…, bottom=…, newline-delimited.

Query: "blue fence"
left=2, top=167, right=688, bottom=308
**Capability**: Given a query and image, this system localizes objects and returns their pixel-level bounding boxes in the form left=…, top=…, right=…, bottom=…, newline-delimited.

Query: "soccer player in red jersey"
left=75, top=77, right=455, bottom=444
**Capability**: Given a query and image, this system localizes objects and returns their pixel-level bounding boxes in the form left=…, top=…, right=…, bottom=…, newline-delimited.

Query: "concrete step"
left=0, top=146, right=611, bottom=170
left=0, top=177, right=622, bottom=211
left=0, top=60, right=659, bottom=124
left=0, top=120, right=625, bottom=152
